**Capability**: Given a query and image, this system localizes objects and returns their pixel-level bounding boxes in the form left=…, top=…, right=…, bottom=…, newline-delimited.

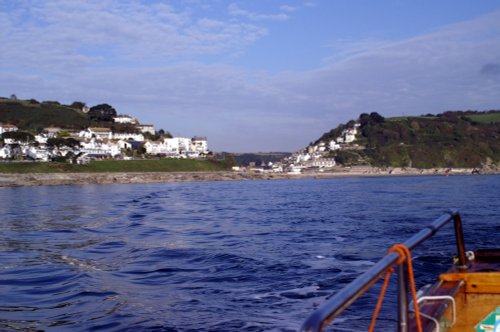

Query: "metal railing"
left=300, top=210, right=467, bottom=332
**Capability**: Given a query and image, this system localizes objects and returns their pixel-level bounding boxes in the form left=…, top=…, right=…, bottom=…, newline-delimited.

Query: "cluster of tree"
left=87, top=103, right=117, bottom=122
left=1, top=131, right=35, bottom=142
left=46, top=137, right=80, bottom=148
left=317, top=111, right=500, bottom=168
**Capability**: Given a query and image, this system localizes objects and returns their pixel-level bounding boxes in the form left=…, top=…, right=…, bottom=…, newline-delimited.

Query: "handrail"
left=300, top=209, right=467, bottom=332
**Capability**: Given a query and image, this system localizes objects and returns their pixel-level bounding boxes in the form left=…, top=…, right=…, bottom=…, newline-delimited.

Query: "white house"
left=329, top=140, right=341, bottom=151
left=44, top=127, right=63, bottom=138
left=79, top=128, right=113, bottom=140
left=344, top=128, right=357, bottom=143
left=4, top=137, right=29, bottom=145
left=26, top=146, right=50, bottom=161
left=295, top=153, right=311, bottom=164
left=0, top=123, right=18, bottom=135
left=144, top=140, right=172, bottom=155
left=137, top=124, right=155, bottom=135
left=80, top=139, right=120, bottom=157
left=144, top=136, right=208, bottom=157
left=113, top=115, right=137, bottom=124
left=35, top=134, right=48, bottom=144
left=116, top=140, right=133, bottom=150
left=311, top=158, right=336, bottom=168
left=0, top=145, right=12, bottom=158
left=191, top=136, right=208, bottom=154
left=336, top=127, right=358, bottom=143
left=163, top=137, right=192, bottom=155
left=112, top=132, right=144, bottom=141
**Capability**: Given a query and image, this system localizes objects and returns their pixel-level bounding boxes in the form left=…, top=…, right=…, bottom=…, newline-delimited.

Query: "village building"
left=112, top=132, right=144, bottom=141
left=113, top=115, right=137, bottom=124
left=44, top=127, right=63, bottom=138
left=144, top=136, right=209, bottom=158
left=0, top=108, right=211, bottom=163
left=136, top=124, right=155, bottom=135
left=0, top=123, right=18, bottom=135
left=79, top=128, right=113, bottom=140
left=310, top=158, right=336, bottom=168
left=191, top=137, right=208, bottom=154
left=0, top=145, right=12, bottom=159
left=80, top=139, right=121, bottom=158
left=26, top=146, right=51, bottom=161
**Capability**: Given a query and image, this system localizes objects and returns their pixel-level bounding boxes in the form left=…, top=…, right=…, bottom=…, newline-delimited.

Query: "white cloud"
left=0, top=0, right=268, bottom=72
left=1, top=3, right=500, bottom=152
left=279, top=5, right=297, bottom=13
left=228, top=3, right=290, bottom=21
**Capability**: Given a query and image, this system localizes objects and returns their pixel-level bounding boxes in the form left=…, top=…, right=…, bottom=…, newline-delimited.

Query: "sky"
left=1, top=1, right=500, bottom=152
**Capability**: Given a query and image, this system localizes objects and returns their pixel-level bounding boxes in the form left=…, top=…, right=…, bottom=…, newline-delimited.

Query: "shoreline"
left=0, top=167, right=498, bottom=187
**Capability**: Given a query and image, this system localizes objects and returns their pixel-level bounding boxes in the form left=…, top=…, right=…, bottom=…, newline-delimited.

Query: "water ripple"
left=0, top=176, right=498, bottom=331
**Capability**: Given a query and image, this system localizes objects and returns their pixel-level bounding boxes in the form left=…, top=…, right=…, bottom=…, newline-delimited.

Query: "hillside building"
left=0, top=123, right=18, bottom=135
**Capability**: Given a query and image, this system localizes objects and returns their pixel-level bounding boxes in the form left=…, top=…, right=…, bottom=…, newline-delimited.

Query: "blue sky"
left=1, top=1, right=500, bottom=152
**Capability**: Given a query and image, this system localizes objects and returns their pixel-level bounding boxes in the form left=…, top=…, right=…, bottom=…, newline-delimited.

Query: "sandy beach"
left=0, top=166, right=498, bottom=187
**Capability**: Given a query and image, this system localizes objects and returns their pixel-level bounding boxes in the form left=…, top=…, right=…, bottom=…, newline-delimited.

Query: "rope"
left=368, top=244, right=423, bottom=332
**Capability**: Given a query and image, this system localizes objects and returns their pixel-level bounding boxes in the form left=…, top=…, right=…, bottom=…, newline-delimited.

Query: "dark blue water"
left=0, top=175, right=499, bottom=331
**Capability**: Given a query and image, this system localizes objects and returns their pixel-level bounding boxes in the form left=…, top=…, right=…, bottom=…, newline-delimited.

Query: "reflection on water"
left=0, top=175, right=499, bottom=331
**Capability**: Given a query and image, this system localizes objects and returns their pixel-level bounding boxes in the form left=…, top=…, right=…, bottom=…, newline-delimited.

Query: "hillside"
left=0, top=98, right=90, bottom=131
left=313, top=111, right=500, bottom=168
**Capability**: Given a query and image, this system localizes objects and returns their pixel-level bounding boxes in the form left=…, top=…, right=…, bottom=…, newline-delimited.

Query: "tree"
left=1, top=131, right=35, bottom=142
left=87, top=103, right=117, bottom=122
left=369, top=112, right=385, bottom=124
left=42, top=100, right=61, bottom=105
left=47, top=137, right=80, bottom=148
left=111, top=123, right=139, bottom=134
left=10, top=94, right=17, bottom=100
left=70, top=101, right=86, bottom=110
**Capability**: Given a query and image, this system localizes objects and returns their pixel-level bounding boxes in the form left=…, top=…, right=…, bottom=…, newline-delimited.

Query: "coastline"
left=0, top=166, right=498, bottom=187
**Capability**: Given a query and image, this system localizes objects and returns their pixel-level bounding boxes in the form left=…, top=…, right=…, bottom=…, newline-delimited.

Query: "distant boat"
left=301, top=210, right=500, bottom=331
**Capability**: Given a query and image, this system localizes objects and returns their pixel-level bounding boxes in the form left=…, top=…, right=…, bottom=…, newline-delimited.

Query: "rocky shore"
left=0, top=166, right=498, bottom=187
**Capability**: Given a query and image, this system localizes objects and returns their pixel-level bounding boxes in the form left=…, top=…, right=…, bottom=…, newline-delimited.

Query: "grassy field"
left=0, top=159, right=228, bottom=173
left=464, top=113, right=500, bottom=124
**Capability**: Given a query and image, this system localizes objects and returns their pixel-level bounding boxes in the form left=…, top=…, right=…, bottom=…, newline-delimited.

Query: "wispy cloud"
left=0, top=0, right=268, bottom=72
left=1, top=2, right=499, bottom=151
left=280, top=5, right=297, bottom=13
left=228, top=3, right=290, bottom=21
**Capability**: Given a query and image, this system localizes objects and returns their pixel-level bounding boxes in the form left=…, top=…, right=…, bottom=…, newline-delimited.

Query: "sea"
left=0, top=175, right=499, bottom=331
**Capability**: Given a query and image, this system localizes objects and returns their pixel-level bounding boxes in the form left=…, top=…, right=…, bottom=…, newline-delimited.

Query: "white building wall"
left=191, top=138, right=208, bottom=154
left=113, top=116, right=137, bottom=124
left=0, top=125, right=18, bottom=135
left=112, top=133, right=144, bottom=141
left=0, top=146, right=11, bottom=158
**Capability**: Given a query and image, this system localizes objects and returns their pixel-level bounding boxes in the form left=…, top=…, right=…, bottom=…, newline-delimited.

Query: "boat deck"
left=410, top=249, right=500, bottom=332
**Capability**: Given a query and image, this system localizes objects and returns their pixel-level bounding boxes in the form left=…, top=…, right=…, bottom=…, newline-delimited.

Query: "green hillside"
left=0, top=98, right=90, bottom=131
left=315, top=111, right=500, bottom=168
